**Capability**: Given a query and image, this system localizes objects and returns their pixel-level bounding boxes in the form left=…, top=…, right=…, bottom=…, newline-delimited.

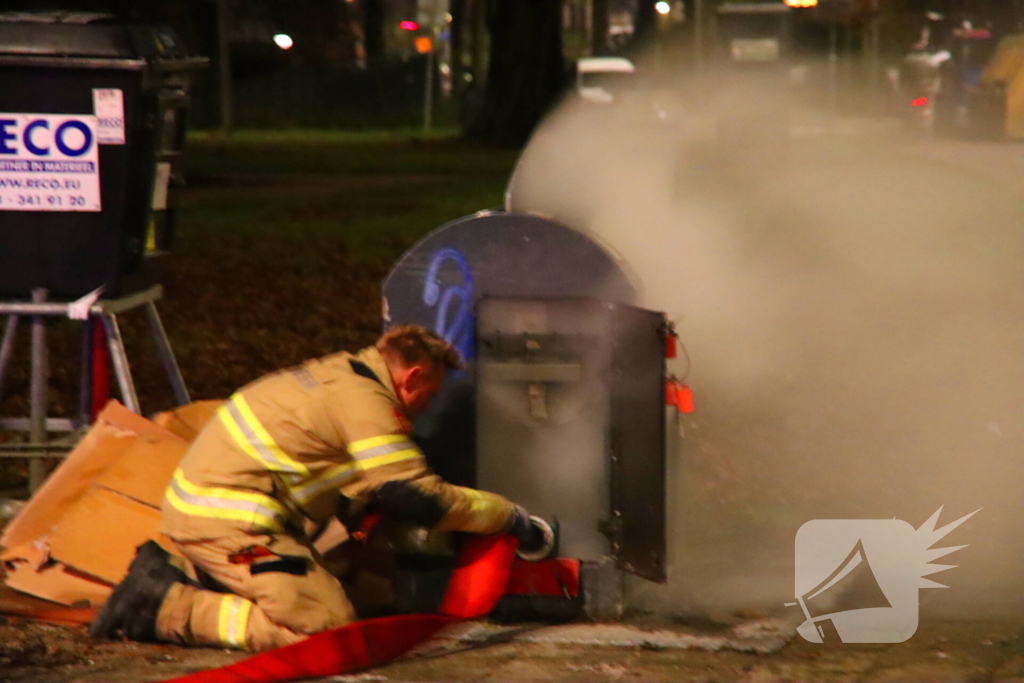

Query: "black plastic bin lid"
left=0, top=11, right=195, bottom=63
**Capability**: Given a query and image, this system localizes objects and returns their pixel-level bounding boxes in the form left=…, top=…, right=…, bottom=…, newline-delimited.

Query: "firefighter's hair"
left=377, top=325, right=462, bottom=371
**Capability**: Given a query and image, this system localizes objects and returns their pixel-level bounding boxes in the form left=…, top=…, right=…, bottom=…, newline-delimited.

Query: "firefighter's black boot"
left=89, top=540, right=184, bottom=642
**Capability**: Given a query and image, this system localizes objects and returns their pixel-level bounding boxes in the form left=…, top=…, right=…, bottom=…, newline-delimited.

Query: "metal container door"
left=608, top=304, right=667, bottom=582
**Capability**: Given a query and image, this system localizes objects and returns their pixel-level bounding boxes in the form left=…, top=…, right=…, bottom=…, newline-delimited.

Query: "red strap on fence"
left=163, top=535, right=519, bottom=683
left=91, top=320, right=111, bottom=420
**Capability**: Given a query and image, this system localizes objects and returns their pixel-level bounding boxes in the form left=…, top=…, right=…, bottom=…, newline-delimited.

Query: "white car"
left=575, top=56, right=637, bottom=104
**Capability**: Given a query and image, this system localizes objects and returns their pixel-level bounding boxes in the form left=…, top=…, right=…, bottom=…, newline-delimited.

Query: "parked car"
left=575, top=56, right=637, bottom=104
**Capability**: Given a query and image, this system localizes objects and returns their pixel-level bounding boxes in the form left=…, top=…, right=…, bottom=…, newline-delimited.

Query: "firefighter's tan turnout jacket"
left=161, top=347, right=515, bottom=542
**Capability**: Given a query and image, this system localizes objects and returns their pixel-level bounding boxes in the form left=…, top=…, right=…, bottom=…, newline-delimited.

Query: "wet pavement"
left=3, top=614, right=1020, bottom=682
left=351, top=617, right=1024, bottom=683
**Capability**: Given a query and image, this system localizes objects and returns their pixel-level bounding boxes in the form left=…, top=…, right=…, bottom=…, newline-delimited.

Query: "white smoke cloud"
left=507, top=65, right=1024, bottom=623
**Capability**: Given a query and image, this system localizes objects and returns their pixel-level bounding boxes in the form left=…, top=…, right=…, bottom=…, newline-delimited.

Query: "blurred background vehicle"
left=576, top=55, right=636, bottom=104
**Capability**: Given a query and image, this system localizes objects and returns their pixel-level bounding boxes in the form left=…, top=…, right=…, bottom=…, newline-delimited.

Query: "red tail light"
left=911, top=97, right=929, bottom=107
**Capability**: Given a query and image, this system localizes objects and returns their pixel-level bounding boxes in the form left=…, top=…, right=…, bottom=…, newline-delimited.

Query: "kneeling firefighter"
left=90, top=325, right=553, bottom=652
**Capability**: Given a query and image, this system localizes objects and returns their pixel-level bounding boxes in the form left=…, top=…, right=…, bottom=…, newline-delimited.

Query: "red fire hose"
left=163, top=535, right=519, bottom=683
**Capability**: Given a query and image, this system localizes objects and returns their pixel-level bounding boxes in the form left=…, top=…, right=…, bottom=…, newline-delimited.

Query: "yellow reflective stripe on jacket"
left=219, top=395, right=310, bottom=476
left=165, top=469, right=290, bottom=532
left=349, top=434, right=409, bottom=454
left=358, top=449, right=423, bottom=471
left=349, top=434, right=422, bottom=470
left=456, top=486, right=509, bottom=517
left=217, top=594, right=252, bottom=650
left=289, top=462, right=360, bottom=506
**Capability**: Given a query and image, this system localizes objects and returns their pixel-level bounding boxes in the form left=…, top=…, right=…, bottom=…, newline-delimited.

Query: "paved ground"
left=359, top=618, right=1024, bottom=683
left=0, top=615, right=1019, bottom=682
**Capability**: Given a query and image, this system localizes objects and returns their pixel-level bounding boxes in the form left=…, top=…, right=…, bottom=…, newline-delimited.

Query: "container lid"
left=0, top=12, right=194, bottom=63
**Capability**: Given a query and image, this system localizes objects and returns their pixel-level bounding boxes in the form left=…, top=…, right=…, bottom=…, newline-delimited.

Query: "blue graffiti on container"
left=423, top=248, right=475, bottom=361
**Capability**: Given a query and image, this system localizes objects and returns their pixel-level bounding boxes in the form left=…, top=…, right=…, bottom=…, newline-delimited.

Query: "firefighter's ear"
left=397, top=362, right=417, bottom=389
left=391, top=362, right=420, bottom=393
left=403, top=363, right=425, bottom=388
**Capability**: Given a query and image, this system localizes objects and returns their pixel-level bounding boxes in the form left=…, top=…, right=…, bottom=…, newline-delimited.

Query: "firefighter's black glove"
left=372, top=481, right=445, bottom=528
left=508, top=505, right=556, bottom=561
left=334, top=494, right=362, bottom=529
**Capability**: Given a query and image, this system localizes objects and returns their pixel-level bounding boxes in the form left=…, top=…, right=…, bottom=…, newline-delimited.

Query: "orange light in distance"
left=784, top=0, right=818, bottom=6
left=414, top=36, right=433, bottom=54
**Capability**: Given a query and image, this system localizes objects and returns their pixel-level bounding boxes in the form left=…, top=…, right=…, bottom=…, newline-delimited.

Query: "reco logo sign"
left=0, top=117, right=95, bottom=158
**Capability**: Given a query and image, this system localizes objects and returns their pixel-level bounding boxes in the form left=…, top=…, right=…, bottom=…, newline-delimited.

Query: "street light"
left=784, top=0, right=817, bottom=6
left=655, top=1, right=671, bottom=14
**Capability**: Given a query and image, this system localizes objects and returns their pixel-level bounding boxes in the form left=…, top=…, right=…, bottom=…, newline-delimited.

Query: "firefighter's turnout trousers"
left=157, top=533, right=354, bottom=651
left=155, top=347, right=515, bottom=651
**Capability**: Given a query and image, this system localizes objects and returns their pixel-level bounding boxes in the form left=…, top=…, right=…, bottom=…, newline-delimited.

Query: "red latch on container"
left=676, top=384, right=695, bottom=413
left=665, top=378, right=695, bottom=413
left=664, top=321, right=678, bottom=359
left=665, top=379, right=678, bottom=406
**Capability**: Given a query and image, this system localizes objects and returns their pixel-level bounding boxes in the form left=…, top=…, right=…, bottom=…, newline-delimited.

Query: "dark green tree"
left=631, top=0, right=658, bottom=52
left=470, top=0, right=565, bottom=147
left=593, top=0, right=610, bottom=54
left=363, top=0, right=386, bottom=64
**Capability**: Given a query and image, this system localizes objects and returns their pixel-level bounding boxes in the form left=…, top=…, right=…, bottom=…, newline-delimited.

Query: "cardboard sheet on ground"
left=0, top=402, right=156, bottom=550
left=0, top=538, right=109, bottom=607
left=4, top=554, right=111, bottom=608
left=154, top=400, right=223, bottom=443
left=47, top=487, right=169, bottom=584
left=92, top=423, right=193, bottom=508
left=0, top=400, right=221, bottom=615
left=0, top=583, right=97, bottom=626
